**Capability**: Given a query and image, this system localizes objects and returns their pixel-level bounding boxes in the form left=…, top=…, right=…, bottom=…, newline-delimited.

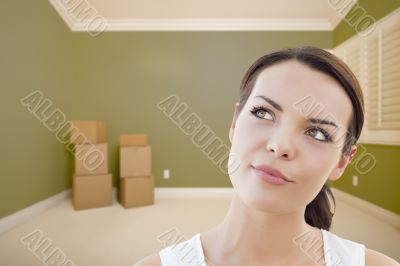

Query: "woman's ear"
left=229, top=102, right=240, bottom=144
left=328, top=145, right=357, bottom=181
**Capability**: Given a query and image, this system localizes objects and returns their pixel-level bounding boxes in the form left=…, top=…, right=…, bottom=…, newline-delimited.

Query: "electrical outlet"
left=163, top=169, right=170, bottom=179
left=352, top=175, right=358, bottom=187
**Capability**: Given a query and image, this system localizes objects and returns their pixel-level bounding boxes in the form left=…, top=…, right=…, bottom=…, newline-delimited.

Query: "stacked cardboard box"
left=119, top=134, right=154, bottom=208
left=71, top=120, right=112, bottom=210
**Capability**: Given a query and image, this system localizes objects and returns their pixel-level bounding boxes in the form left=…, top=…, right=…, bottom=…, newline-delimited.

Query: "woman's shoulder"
left=134, top=233, right=201, bottom=266
left=322, top=229, right=398, bottom=265
left=134, top=253, right=162, bottom=266
left=365, top=248, right=399, bottom=266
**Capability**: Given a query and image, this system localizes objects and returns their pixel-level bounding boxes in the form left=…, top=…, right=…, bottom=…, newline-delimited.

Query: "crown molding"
left=49, top=0, right=78, bottom=29
left=80, top=18, right=334, bottom=31
left=329, top=12, right=344, bottom=30
left=327, top=0, right=357, bottom=30
left=49, top=0, right=336, bottom=31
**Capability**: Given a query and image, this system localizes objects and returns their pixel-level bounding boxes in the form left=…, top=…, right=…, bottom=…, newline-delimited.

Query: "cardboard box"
left=70, top=120, right=106, bottom=144
left=75, top=143, right=108, bottom=175
left=119, top=176, right=154, bottom=208
left=120, top=146, right=151, bottom=177
left=120, top=134, right=147, bottom=146
left=72, top=174, right=112, bottom=210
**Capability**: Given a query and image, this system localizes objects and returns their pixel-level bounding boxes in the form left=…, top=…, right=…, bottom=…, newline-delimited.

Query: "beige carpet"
left=0, top=195, right=398, bottom=266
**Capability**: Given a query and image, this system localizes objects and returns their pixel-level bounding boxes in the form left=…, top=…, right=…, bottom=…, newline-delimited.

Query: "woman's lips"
left=251, top=164, right=293, bottom=185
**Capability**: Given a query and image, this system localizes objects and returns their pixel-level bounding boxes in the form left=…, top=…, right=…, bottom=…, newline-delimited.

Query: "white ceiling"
left=49, top=0, right=356, bottom=31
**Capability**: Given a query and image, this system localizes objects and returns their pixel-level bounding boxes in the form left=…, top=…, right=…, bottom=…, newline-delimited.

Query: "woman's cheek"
left=297, top=147, right=328, bottom=176
left=231, top=121, right=256, bottom=155
left=301, top=156, right=333, bottom=195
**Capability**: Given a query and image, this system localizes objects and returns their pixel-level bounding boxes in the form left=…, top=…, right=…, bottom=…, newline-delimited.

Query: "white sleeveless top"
left=158, top=229, right=365, bottom=266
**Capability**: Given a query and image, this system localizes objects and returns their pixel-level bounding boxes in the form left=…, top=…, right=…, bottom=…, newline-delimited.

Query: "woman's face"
left=228, top=60, right=356, bottom=214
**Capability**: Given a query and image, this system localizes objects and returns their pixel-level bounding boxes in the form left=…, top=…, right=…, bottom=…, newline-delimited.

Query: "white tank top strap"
left=159, top=233, right=207, bottom=266
left=321, top=229, right=365, bottom=266
left=159, top=230, right=366, bottom=266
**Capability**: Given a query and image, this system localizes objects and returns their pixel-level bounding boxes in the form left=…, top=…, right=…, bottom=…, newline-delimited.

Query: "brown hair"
left=236, top=46, right=365, bottom=230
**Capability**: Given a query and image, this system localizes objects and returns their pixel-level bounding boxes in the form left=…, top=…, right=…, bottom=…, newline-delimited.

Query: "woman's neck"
left=201, top=193, right=322, bottom=265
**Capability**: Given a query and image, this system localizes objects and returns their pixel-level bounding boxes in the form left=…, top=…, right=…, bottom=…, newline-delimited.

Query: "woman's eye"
left=307, top=127, right=332, bottom=142
left=250, top=106, right=273, bottom=120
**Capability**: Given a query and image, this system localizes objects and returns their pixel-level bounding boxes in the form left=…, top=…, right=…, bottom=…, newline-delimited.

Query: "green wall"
left=1, top=0, right=398, bottom=219
left=0, top=0, right=79, bottom=218
left=331, top=0, right=400, bottom=214
left=0, top=0, right=331, bottom=219
left=329, top=144, right=400, bottom=214
left=333, top=0, right=400, bottom=46
left=72, top=31, right=331, bottom=190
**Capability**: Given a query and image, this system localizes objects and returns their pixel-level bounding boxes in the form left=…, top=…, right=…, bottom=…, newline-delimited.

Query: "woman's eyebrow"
left=309, top=118, right=339, bottom=128
left=254, top=95, right=283, bottom=112
left=254, top=95, right=339, bottom=128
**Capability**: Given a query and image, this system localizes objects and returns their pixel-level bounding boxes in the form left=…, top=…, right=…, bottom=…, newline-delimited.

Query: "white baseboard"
left=332, top=188, right=400, bottom=230
left=114, top=187, right=233, bottom=199
left=0, top=187, right=232, bottom=235
left=155, top=187, right=234, bottom=198
left=2, top=187, right=397, bottom=235
left=0, top=190, right=71, bottom=235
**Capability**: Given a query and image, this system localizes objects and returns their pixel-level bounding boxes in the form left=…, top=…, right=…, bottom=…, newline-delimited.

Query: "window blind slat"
left=334, top=10, right=400, bottom=142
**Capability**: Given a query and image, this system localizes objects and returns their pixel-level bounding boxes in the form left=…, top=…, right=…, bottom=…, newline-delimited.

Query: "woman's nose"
left=265, top=127, right=294, bottom=160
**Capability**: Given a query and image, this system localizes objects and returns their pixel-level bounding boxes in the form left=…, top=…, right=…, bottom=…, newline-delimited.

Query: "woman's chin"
left=235, top=185, right=287, bottom=213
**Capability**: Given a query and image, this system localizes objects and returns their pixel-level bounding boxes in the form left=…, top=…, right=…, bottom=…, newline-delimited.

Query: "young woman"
left=136, top=47, right=399, bottom=266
